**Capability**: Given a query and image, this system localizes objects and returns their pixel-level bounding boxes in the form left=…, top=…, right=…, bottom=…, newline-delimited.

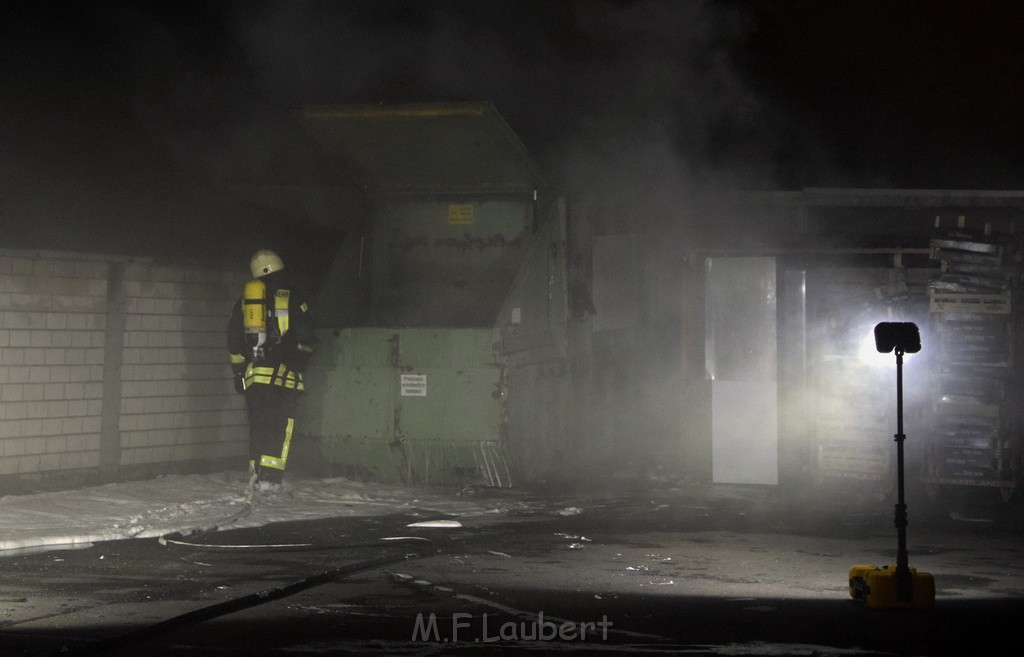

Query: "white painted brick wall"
left=0, top=250, right=249, bottom=481
left=117, top=260, right=247, bottom=469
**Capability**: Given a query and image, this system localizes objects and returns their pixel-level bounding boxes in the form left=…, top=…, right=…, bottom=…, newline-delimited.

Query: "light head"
left=874, top=322, right=921, bottom=354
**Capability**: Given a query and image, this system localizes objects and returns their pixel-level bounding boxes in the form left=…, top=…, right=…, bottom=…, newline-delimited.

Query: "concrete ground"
left=1, top=483, right=1022, bottom=657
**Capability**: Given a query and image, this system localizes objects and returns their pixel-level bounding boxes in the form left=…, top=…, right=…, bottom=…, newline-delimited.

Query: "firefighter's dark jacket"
left=227, top=271, right=315, bottom=391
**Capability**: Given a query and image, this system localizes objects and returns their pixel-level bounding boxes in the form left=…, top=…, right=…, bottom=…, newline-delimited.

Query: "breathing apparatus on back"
left=243, top=249, right=286, bottom=362
left=243, top=278, right=268, bottom=361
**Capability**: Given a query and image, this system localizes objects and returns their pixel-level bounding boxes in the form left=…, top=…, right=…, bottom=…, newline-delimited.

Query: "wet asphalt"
left=1, top=486, right=1022, bottom=657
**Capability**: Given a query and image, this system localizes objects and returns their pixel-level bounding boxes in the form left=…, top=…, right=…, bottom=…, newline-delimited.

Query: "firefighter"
left=227, top=249, right=315, bottom=495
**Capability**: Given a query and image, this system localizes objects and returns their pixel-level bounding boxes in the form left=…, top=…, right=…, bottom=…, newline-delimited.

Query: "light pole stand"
left=848, top=322, right=935, bottom=609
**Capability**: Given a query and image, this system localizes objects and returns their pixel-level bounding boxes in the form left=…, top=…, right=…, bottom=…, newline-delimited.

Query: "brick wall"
left=0, top=250, right=248, bottom=487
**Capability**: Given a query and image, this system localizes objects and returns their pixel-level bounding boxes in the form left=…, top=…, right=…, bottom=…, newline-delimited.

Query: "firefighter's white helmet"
left=250, top=249, right=284, bottom=278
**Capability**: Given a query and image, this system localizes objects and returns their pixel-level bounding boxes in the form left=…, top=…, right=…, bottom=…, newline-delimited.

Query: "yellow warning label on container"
left=448, top=203, right=474, bottom=225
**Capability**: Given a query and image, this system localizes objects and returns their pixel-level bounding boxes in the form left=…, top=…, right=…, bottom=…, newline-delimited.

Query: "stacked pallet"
left=813, top=268, right=907, bottom=482
left=928, top=216, right=1012, bottom=485
left=816, top=352, right=891, bottom=480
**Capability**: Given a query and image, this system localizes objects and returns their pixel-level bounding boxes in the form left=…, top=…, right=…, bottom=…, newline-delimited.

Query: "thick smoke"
left=2, top=1, right=834, bottom=246
left=216, top=1, right=832, bottom=484
left=223, top=1, right=836, bottom=224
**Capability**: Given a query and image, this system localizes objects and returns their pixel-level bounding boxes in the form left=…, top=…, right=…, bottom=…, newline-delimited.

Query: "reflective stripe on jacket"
left=244, top=362, right=305, bottom=391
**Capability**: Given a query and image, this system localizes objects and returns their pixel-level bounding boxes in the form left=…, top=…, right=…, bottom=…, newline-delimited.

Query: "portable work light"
left=849, top=322, right=935, bottom=609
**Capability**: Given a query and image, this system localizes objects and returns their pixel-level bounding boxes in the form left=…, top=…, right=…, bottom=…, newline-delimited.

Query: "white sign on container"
left=400, top=373, right=427, bottom=397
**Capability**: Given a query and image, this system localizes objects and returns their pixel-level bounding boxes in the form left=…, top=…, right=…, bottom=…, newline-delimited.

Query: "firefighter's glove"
left=233, top=376, right=246, bottom=395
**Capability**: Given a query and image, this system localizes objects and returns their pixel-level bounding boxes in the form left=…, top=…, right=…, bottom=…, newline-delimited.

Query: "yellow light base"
left=849, top=564, right=935, bottom=609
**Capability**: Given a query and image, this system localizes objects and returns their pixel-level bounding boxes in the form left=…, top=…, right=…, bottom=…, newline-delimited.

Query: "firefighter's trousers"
left=244, top=383, right=299, bottom=485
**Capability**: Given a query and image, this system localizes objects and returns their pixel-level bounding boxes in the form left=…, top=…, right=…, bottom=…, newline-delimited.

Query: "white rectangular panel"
left=712, top=380, right=779, bottom=485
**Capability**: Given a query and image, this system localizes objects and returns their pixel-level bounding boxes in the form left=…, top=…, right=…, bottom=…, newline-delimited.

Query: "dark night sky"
left=2, top=0, right=1023, bottom=260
